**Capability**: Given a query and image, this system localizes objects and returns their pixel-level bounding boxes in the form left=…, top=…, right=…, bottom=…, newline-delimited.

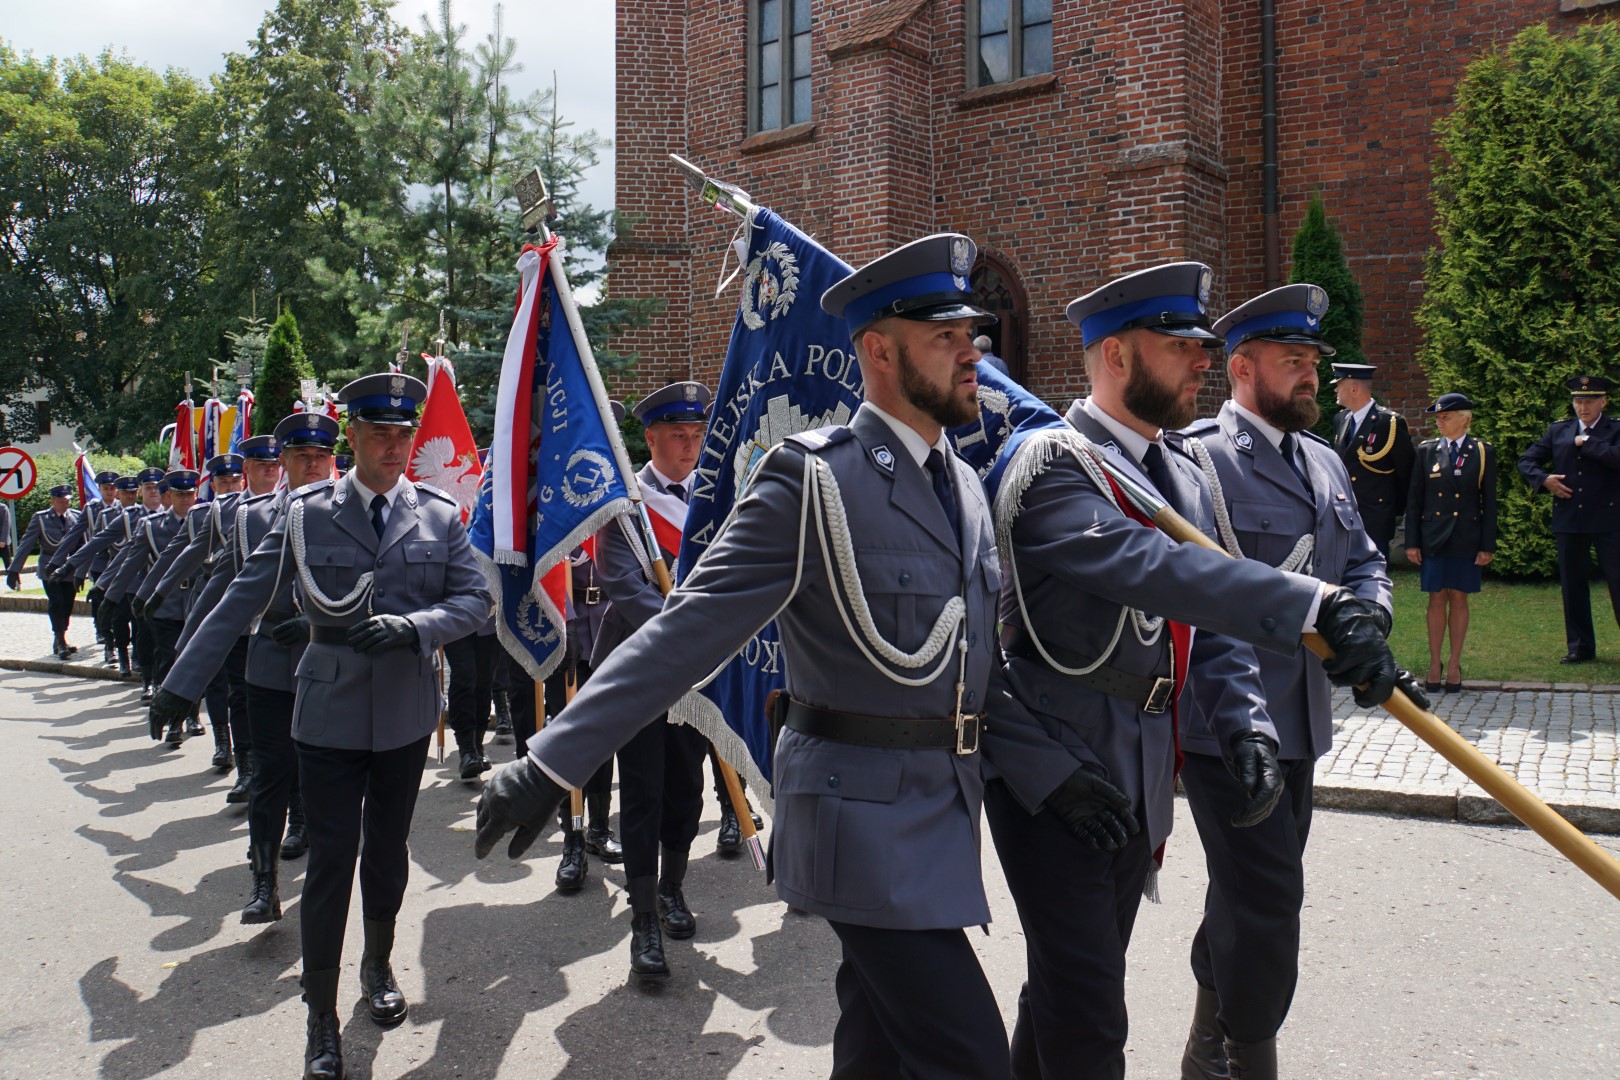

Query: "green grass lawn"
left=1387, top=563, right=1620, bottom=684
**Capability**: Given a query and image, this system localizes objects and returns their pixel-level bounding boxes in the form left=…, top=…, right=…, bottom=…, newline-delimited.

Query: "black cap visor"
left=1236, top=328, right=1336, bottom=357
left=854, top=294, right=996, bottom=336
left=350, top=409, right=420, bottom=428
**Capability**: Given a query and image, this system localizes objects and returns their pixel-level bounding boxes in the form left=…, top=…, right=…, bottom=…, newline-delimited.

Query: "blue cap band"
left=242, top=447, right=278, bottom=460
left=641, top=401, right=707, bottom=425
left=1080, top=294, right=1205, bottom=348
left=1223, top=309, right=1322, bottom=352
left=348, top=394, right=419, bottom=413
left=843, top=271, right=967, bottom=334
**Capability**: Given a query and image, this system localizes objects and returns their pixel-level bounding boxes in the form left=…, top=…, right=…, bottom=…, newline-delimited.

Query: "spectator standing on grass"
left=1406, top=393, right=1497, bottom=693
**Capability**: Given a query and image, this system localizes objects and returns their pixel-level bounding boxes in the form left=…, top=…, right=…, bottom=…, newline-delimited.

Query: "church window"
left=750, top=0, right=813, bottom=133
left=968, top=0, right=1053, bottom=88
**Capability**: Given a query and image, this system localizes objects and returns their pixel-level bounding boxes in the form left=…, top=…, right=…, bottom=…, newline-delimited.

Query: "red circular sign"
left=0, top=446, right=38, bottom=500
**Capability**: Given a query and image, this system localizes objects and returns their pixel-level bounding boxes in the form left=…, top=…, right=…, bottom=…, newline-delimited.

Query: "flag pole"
left=518, top=167, right=765, bottom=871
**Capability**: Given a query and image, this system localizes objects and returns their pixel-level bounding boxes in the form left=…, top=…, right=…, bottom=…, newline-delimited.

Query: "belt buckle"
left=1144, top=676, right=1174, bottom=715
left=955, top=713, right=981, bottom=755
left=584, top=586, right=602, bottom=605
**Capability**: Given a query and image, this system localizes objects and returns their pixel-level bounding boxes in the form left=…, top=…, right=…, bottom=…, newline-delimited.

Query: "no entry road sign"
left=0, top=446, right=38, bottom=500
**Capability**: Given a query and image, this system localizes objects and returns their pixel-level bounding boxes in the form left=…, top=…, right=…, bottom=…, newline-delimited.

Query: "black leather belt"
left=308, top=625, right=352, bottom=646
left=258, top=610, right=297, bottom=631
left=1004, top=630, right=1175, bottom=715
left=783, top=698, right=982, bottom=755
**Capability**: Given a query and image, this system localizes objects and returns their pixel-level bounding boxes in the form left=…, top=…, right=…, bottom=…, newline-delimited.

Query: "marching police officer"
left=150, top=379, right=489, bottom=1080
left=60, top=474, right=143, bottom=673
left=1518, top=374, right=1620, bottom=663
left=48, top=470, right=119, bottom=656
left=1331, top=362, right=1414, bottom=556
left=478, top=234, right=1033, bottom=1078
left=118, top=469, right=201, bottom=733
left=1179, top=284, right=1396, bottom=1080
left=981, top=264, right=1408, bottom=1080
left=95, top=467, right=168, bottom=696
left=6, top=484, right=81, bottom=658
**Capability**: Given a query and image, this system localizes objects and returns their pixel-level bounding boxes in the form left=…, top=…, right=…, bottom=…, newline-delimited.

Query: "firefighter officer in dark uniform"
left=149, top=375, right=490, bottom=1080
left=1179, top=284, right=1398, bottom=1080
left=1517, top=374, right=1620, bottom=663
left=6, top=484, right=81, bottom=658
left=1331, top=363, right=1414, bottom=556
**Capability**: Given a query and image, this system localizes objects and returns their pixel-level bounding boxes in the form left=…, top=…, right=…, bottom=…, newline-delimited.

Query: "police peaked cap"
left=115, top=476, right=140, bottom=492
left=238, top=435, right=279, bottom=460
left=1066, top=262, right=1222, bottom=348
left=633, top=382, right=712, bottom=426
left=48, top=484, right=72, bottom=498
left=1568, top=374, right=1612, bottom=397
left=93, top=470, right=119, bottom=486
left=136, top=467, right=166, bottom=486
left=164, top=469, right=201, bottom=492
left=1215, top=284, right=1336, bottom=356
left=339, top=372, right=428, bottom=427
left=273, top=412, right=341, bottom=448
left=205, top=453, right=245, bottom=476
left=821, top=233, right=995, bottom=338
left=1330, top=363, right=1376, bottom=382
left=1425, top=393, right=1474, bottom=413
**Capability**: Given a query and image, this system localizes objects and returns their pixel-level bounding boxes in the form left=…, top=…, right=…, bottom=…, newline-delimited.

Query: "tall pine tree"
left=1288, top=193, right=1364, bottom=438
left=257, top=311, right=315, bottom=425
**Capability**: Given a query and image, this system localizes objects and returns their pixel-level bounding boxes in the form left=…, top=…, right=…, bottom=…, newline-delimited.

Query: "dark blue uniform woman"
left=1405, top=393, right=1497, bottom=692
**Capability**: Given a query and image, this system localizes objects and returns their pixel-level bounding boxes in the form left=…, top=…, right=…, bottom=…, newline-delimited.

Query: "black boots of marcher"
left=656, top=846, right=696, bottom=939
left=281, top=789, right=308, bottom=859
left=211, top=724, right=232, bottom=771
left=716, top=801, right=742, bottom=855
left=626, top=875, right=668, bottom=983
left=555, top=804, right=587, bottom=892
left=582, top=791, right=622, bottom=863
left=358, top=918, right=409, bottom=1025
left=302, top=968, right=344, bottom=1079
left=1225, top=1037, right=1277, bottom=1080
left=492, top=688, right=513, bottom=742
left=456, top=727, right=490, bottom=781
left=241, top=841, right=282, bottom=924
left=226, top=751, right=252, bottom=804
left=1181, top=984, right=1231, bottom=1080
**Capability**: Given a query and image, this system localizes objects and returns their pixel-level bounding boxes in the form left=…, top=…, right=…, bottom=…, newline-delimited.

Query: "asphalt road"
left=1, top=667, right=1617, bottom=1079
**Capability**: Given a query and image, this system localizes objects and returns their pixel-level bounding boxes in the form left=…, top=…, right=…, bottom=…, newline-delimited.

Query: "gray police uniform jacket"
left=146, top=494, right=241, bottom=614
left=137, top=502, right=218, bottom=621
left=1181, top=402, right=1391, bottom=761
left=47, top=501, right=113, bottom=576
left=170, top=490, right=304, bottom=693
left=564, top=551, right=608, bottom=667
left=12, top=508, right=79, bottom=582
left=66, top=504, right=144, bottom=582
left=588, top=463, right=681, bottom=667
left=985, top=402, right=1320, bottom=852
left=103, top=510, right=182, bottom=604
left=527, top=405, right=1032, bottom=931
left=163, top=474, right=490, bottom=751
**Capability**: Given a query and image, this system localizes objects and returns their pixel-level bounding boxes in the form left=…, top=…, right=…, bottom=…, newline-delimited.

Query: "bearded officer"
left=46, top=469, right=119, bottom=657
left=979, top=263, right=1416, bottom=1080
left=1177, top=284, right=1395, bottom=1080
left=165, top=423, right=329, bottom=918
left=6, top=484, right=82, bottom=658
left=477, top=234, right=1039, bottom=1078
left=150, top=379, right=488, bottom=1080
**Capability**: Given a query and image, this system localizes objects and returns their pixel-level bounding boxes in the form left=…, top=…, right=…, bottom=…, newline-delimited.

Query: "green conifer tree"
left=1288, top=193, right=1364, bottom=438
left=257, top=311, right=315, bottom=426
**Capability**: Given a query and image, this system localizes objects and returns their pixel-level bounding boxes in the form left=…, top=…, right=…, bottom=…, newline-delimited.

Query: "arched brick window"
left=970, top=253, right=1029, bottom=381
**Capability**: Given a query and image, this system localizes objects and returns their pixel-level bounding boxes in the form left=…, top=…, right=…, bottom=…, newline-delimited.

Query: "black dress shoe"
left=1424, top=681, right=1443, bottom=694
left=358, top=919, right=409, bottom=1026
left=555, top=831, right=587, bottom=892
left=1561, top=653, right=1593, bottom=664
left=716, top=803, right=742, bottom=855
left=1445, top=681, right=1464, bottom=693
left=185, top=716, right=205, bottom=738
left=583, top=823, right=623, bottom=863
left=629, top=912, right=669, bottom=983
left=459, top=749, right=487, bottom=781
left=165, top=721, right=183, bottom=748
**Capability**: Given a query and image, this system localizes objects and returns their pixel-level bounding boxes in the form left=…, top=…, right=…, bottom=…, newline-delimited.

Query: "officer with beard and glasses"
left=978, top=263, right=1416, bottom=1080
left=1177, top=284, right=1398, bottom=1080
left=476, top=233, right=1046, bottom=1079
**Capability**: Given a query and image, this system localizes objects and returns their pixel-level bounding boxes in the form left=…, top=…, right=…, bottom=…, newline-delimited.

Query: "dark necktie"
left=924, top=450, right=961, bottom=545
left=668, top=481, right=687, bottom=504
left=1280, top=433, right=1314, bottom=496
left=1450, top=440, right=1462, bottom=469
left=1141, top=443, right=1186, bottom=517
left=369, top=493, right=387, bottom=538
left=1340, top=414, right=1359, bottom=450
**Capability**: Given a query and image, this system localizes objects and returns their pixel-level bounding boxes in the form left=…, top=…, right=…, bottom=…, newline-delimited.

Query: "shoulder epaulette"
left=413, top=481, right=459, bottom=506
left=1178, top=418, right=1220, bottom=439
left=1298, top=429, right=1331, bottom=448
left=784, top=426, right=855, bottom=453
left=290, top=480, right=333, bottom=499
left=243, top=490, right=280, bottom=506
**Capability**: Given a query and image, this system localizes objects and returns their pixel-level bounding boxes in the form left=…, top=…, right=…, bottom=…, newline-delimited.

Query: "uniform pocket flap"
left=775, top=744, right=904, bottom=802
left=295, top=649, right=339, bottom=683
left=980, top=549, right=1003, bottom=591
left=855, top=549, right=950, bottom=595
left=1333, top=502, right=1361, bottom=528
left=404, top=540, right=447, bottom=563
left=1229, top=499, right=1296, bottom=533
left=305, top=544, right=356, bottom=568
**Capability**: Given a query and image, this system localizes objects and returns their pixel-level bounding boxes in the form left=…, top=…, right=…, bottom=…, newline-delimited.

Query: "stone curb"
left=1314, top=783, right=1620, bottom=835
left=0, top=596, right=93, bottom=615
left=0, top=657, right=135, bottom=683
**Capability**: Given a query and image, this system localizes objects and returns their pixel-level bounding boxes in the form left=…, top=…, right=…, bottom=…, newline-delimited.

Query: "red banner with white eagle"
left=407, top=357, right=483, bottom=523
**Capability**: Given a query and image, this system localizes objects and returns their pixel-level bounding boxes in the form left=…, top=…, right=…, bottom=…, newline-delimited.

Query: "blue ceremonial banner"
left=470, top=244, right=633, bottom=682
left=949, top=360, right=1066, bottom=504
left=671, top=208, right=860, bottom=789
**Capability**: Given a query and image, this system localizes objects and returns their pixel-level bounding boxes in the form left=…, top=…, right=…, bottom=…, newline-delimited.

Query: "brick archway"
left=970, top=250, right=1030, bottom=382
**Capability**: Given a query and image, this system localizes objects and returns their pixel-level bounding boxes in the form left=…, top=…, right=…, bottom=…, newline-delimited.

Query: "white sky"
left=3, top=0, right=617, bottom=213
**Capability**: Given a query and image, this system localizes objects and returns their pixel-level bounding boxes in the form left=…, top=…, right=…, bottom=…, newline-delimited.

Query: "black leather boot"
left=656, top=847, right=696, bottom=939
left=1225, top=1037, right=1277, bottom=1080
left=358, top=918, right=409, bottom=1025
left=226, top=751, right=252, bottom=803
left=1181, top=985, right=1230, bottom=1080
left=627, top=876, right=668, bottom=983
left=456, top=729, right=486, bottom=780
left=492, top=689, right=513, bottom=742
left=302, top=967, right=344, bottom=1079
left=716, top=801, right=742, bottom=855
left=117, top=645, right=131, bottom=678
left=281, top=790, right=308, bottom=859
left=211, top=723, right=232, bottom=771
left=185, top=710, right=205, bottom=738
left=583, top=792, right=622, bottom=863
left=555, top=829, right=587, bottom=892
left=164, top=719, right=183, bottom=747
left=241, top=841, right=282, bottom=924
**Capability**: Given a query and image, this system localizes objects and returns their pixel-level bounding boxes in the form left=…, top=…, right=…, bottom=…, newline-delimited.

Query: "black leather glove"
left=1227, top=731, right=1284, bottom=828
left=147, top=592, right=165, bottom=615
left=129, top=595, right=146, bottom=619
left=268, top=614, right=309, bottom=647
left=475, top=756, right=567, bottom=860
left=347, top=614, right=417, bottom=654
left=147, top=688, right=194, bottom=740
left=1368, top=603, right=1392, bottom=638
left=1392, top=668, right=1431, bottom=712
left=1042, top=764, right=1140, bottom=852
left=1314, top=586, right=1401, bottom=708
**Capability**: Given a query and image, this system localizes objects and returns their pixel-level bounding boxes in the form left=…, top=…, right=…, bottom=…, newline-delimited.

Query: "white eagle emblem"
left=409, top=437, right=482, bottom=518
left=739, top=242, right=801, bottom=331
